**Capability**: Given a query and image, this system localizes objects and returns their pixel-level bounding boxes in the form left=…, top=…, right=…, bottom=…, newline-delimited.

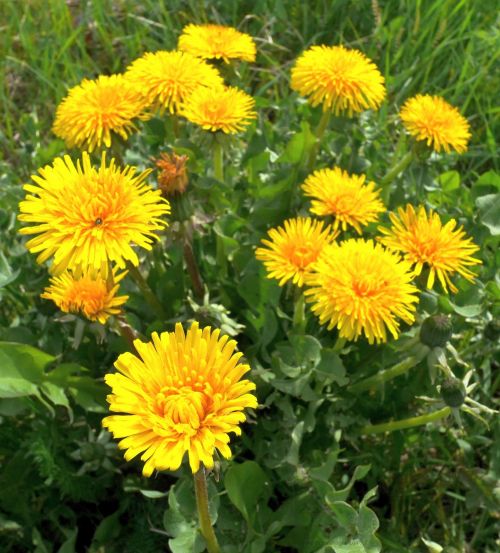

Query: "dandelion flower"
left=302, top=167, right=385, bottom=234
left=42, top=269, right=128, bottom=324
left=291, top=45, right=386, bottom=115
left=180, top=85, right=256, bottom=134
left=305, top=239, right=418, bottom=343
left=102, top=321, right=257, bottom=476
left=179, top=23, right=256, bottom=63
left=18, top=152, right=170, bottom=275
left=52, top=74, right=149, bottom=152
left=378, top=204, right=481, bottom=293
left=125, top=50, right=223, bottom=113
left=399, top=94, right=471, bottom=154
left=255, top=217, right=338, bottom=287
left=155, top=152, right=189, bottom=195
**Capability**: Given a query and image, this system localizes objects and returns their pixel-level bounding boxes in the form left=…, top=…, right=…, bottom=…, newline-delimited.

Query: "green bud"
left=440, top=377, right=466, bottom=408
left=420, top=315, right=453, bottom=348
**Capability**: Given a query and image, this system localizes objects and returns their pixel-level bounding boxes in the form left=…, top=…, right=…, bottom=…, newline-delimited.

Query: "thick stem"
left=360, top=406, right=451, bottom=435
left=292, top=289, right=306, bottom=333
left=380, top=150, right=414, bottom=187
left=307, top=109, right=331, bottom=172
left=126, top=262, right=166, bottom=319
left=213, top=140, right=224, bottom=182
left=183, top=232, right=205, bottom=300
left=380, top=150, right=414, bottom=205
left=194, top=468, right=220, bottom=553
left=349, top=355, right=422, bottom=394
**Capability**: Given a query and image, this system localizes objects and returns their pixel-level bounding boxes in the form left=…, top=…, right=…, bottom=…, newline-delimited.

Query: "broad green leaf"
left=225, top=461, right=269, bottom=524
left=476, top=193, right=500, bottom=235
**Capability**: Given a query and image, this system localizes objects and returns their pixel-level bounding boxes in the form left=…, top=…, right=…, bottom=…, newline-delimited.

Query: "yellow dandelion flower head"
left=178, top=23, right=256, bottom=63
left=180, top=85, right=256, bottom=134
left=102, top=322, right=257, bottom=476
left=291, top=45, right=386, bottom=115
left=52, top=74, right=149, bottom=152
left=304, top=239, right=419, bottom=344
left=41, top=268, right=128, bottom=324
left=378, top=204, right=481, bottom=293
left=125, top=50, right=223, bottom=114
left=255, top=217, right=338, bottom=287
left=18, top=152, right=170, bottom=275
left=301, top=167, right=385, bottom=234
left=399, top=94, right=471, bottom=154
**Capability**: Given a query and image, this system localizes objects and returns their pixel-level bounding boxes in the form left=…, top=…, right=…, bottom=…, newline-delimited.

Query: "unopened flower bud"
left=420, top=314, right=453, bottom=348
left=440, top=377, right=466, bottom=408
left=155, top=152, right=189, bottom=196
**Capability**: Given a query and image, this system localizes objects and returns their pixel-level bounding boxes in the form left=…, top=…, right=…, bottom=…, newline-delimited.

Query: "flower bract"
left=305, top=239, right=418, bottom=343
left=301, top=167, right=385, bottom=234
left=255, top=217, right=338, bottom=287
left=42, top=269, right=128, bottom=324
left=180, top=85, right=256, bottom=134
left=53, top=74, right=149, bottom=152
left=178, top=23, right=256, bottom=63
left=102, top=322, right=257, bottom=476
left=378, top=204, right=481, bottom=293
left=125, top=50, right=223, bottom=113
left=291, top=45, right=386, bottom=115
left=18, top=152, right=170, bottom=275
left=399, top=94, right=471, bottom=153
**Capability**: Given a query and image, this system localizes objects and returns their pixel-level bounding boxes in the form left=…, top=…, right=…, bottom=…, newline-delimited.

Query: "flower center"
left=289, top=242, right=318, bottom=268
left=155, top=385, right=208, bottom=428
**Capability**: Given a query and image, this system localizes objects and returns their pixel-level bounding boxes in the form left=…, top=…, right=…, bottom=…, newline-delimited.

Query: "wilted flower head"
left=178, top=23, right=256, bottom=63
left=18, top=153, right=170, bottom=275
left=125, top=50, right=223, bottom=113
left=155, top=152, right=189, bottom=195
left=42, top=269, right=128, bottom=324
left=399, top=94, right=471, bottom=154
left=301, top=167, right=385, bottom=234
left=255, top=217, right=338, bottom=287
left=53, top=74, right=149, bottom=152
left=102, top=322, right=257, bottom=476
left=180, top=85, right=256, bottom=134
left=305, top=239, right=419, bottom=344
left=378, top=204, right=481, bottom=293
left=291, top=45, right=386, bottom=115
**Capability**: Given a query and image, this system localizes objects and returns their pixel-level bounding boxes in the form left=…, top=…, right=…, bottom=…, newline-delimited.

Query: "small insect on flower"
left=399, top=94, right=471, bottom=154
left=125, top=50, right=223, bottom=114
left=18, top=152, right=170, bottom=276
left=42, top=268, right=128, bottom=324
left=378, top=204, right=481, bottom=293
left=305, top=239, right=419, bottom=344
left=102, top=322, right=258, bottom=476
left=301, top=167, right=385, bottom=234
left=255, top=217, right=338, bottom=287
left=178, top=23, right=256, bottom=63
left=53, top=74, right=150, bottom=152
left=291, top=45, right=386, bottom=115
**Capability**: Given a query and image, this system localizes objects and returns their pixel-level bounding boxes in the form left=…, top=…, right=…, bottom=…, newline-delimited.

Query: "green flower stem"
left=380, top=150, right=414, bottom=187
left=349, top=354, right=422, bottom=394
left=360, top=406, right=451, bottom=435
left=213, top=140, right=224, bottom=182
left=125, top=262, right=166, bottom=319
left=293, top=289, right=306, bottom=333
left=194, top=468, right=220, bottom=553
left=183, top=230, right=205, bottom=300
left=307, top=109, right=331, bottom=173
